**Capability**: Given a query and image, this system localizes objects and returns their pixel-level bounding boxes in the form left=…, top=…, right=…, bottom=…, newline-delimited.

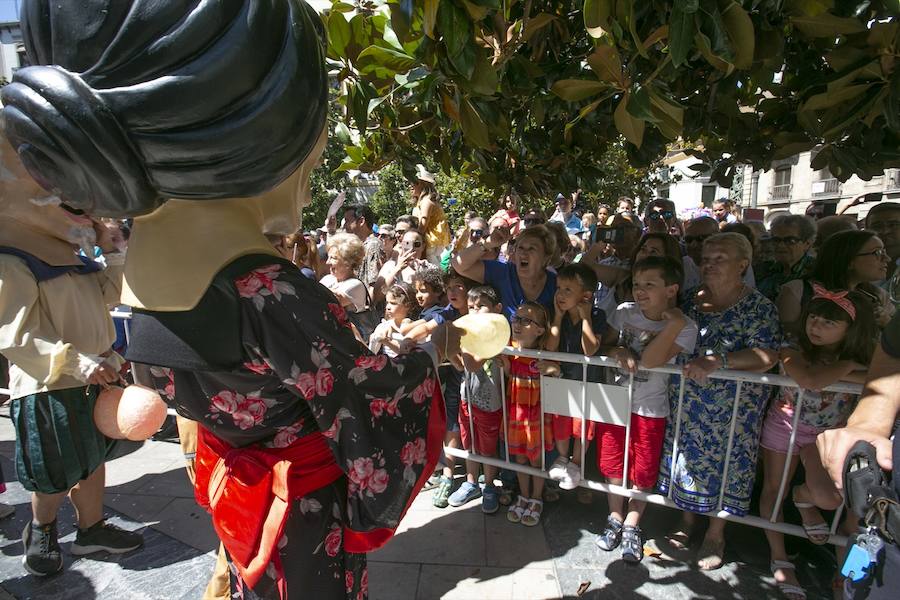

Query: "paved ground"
left=0, top=410, right=840, bottom=599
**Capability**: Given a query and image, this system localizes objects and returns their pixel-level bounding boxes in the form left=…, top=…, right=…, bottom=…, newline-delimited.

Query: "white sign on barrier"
left=540, top=377, right=630, bottom=426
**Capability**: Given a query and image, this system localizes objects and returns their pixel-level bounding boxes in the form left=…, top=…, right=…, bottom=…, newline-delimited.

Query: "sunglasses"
left=684, top=234, right=711, bottom=245
left=648, top=211, right=675, bottom=220
left=379, top=233, right=394, bottom=239
left=404, top=241, right=423, bottom=248
left=469, top=229, right=485, bottom=239
left=523, top=218, right=542, bottom=226
left=511, top=314, right=540, bottom=327
left=857, top=248, right=888, bottom=258
left=870, top=220, right=900, bottom=232
left=771, top=235, right=803, bottom=245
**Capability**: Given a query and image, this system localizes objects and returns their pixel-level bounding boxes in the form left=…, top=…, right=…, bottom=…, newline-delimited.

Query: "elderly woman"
left=658, top=233, right=780, bottom=571
left=778, top=230, right=894, bottom=339
left=320, top=232, right=368, bottom=314
left=453, top=224, right=557, bottom=318
left=756, top=215, right=816, bottom=301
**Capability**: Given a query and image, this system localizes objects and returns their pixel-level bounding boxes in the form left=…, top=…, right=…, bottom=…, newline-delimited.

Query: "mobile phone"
left=864, top=192, right=883, bottom=203
left=594, top=226, right=625, bottom=244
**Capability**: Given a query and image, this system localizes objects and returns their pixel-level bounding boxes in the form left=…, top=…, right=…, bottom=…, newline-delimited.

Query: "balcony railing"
left=770, top=183, right=792, bottom=201
left=811, top=177, right=841, bottom=197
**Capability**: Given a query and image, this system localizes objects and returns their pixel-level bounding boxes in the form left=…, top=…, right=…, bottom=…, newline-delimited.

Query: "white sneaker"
left=559, top=461, right=582, bottom=490
left=548, top=456, right=569, bottom=481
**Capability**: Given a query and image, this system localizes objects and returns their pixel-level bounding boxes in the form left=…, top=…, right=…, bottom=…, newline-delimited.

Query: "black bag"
left=347, top=285, right=380, bottom=343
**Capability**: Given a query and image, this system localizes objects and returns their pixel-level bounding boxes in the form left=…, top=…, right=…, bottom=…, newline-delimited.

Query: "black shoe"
left=595, top=515, right=623, bottom=551
left=22, top=520, right=63, bottom=576
left=621, top=525, right=644, bottom=563
left=71, top=520, right=143, bottom=556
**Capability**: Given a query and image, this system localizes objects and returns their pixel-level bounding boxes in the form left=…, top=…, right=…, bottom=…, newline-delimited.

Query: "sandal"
left=596, top=515, right=623, bottom=551
left=521, top=499, right=544, bottom=527
left=621, top=525, right=644, bottom=563
left=507, top=495, right=528, bottom=523
left=696, top=536, right=726, bottom=570
left=771, top=560, right=806, bottom=600
left=792, top=487, right=830, bottom=545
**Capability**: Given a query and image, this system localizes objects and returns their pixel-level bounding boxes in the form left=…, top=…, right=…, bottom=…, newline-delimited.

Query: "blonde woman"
left=411, top=165, right=450, bottom=265
left=321, top=232, right=367, bottom=313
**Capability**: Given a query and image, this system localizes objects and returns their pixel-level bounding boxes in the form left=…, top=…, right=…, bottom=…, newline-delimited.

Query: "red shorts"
left=551, top=414, right=596, bottom=442
left=459, top=401, right=502, bottom=456
left=596, top=414, right=667, bottom=489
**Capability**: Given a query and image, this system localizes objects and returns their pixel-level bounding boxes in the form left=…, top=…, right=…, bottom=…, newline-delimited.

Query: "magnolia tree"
left=322, top=0, right=899, bottom=197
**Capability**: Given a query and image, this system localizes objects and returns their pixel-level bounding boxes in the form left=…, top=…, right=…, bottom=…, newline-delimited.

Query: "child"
left=502, top=301, right=556, bottom=526
left=598, top=256, right=697, bottom=562
left=447, top=285, right=506, bottom=513
left=408, top=266, right=468, bottom=508
left=759, top=287, right=874, bottom=600
left=368, top=282, right=418, bottom=357
left=545, top=263, right=610, bottom=495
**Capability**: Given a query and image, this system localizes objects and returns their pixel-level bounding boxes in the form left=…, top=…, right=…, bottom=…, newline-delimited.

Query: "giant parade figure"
left=1, top=1, right=457, bottom=597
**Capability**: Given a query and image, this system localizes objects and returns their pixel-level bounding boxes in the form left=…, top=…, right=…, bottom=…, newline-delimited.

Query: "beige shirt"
left=0, top=254, right=124, bottom=399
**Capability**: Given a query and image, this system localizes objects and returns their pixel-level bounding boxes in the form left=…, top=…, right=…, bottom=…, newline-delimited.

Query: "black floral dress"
left=139, top=258, right=443, bottom=600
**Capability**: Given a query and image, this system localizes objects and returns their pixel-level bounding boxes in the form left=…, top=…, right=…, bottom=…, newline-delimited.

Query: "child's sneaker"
left=548, top=456, right=569, bottom=481
left=422, top=471, right=441, bottom=491
left=621, top=525, right=644, bottom=563
left=481, top=485, right=500, bottom=514
left=432, top=476, right=453, bottom=508
left=559, top=461, right=581, bottom=491
left=595, top=515, right=624, bottom=551
left=448, top=481, right=481, bottom=507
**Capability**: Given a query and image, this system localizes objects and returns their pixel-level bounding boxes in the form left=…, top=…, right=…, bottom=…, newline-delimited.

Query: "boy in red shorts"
left=449, top=286, right=505, bottom=513
left=597, top=256, right=697, bottom=562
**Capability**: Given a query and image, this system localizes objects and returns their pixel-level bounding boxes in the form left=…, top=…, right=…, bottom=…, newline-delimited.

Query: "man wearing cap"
left=411, top=165, right=450, bottom=265
left=549, top=193, right=583, bottom=235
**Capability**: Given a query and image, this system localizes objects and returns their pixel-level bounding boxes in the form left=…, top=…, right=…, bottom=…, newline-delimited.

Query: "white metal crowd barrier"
left=0, top=311, right=862, bottom=546
left=445, top=346, right=861, bottom=547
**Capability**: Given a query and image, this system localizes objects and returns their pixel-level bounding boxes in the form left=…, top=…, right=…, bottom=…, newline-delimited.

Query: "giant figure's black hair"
left=1, top=0, right=328, bottom=217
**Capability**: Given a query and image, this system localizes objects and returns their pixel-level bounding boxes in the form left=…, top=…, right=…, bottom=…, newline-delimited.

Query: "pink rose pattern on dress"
left=145, top=260, right=437, bottom=595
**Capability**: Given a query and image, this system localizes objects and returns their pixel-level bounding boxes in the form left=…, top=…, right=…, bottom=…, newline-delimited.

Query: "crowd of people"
left=281, top=168, right=900, bottom=600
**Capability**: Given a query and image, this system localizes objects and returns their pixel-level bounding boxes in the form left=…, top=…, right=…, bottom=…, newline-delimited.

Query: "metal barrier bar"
left=668, top=374, right=686, bottom=500
left=579, top=367, right=587, bottom=482
left=771, top=390, right=805, bottom=522
left=718, top=381, right=744, bottom=512
left=621, top=373, right=634, bottom=483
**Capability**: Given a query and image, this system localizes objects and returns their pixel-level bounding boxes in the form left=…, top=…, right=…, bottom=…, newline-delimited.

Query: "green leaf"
left=438, top=1, right=471, bottom=57
left=614, top=93, right=645, bottom=147
left=801, top=83, right=873, bottom=112
left=468, top=53, right=499, bottom=95
left=327, top=12, right=351, bottom=58
left=695, top=30, right=734, bottom=74
left=680, top=0, right=700, bottom=13
left=669, top=5, right=695, bottom=67
left=626, top=86, right=659, bottom=122
left=791, top=14, right=866, bottom=37
left=334, top=122, right=352, bottom=145
left=551, top=79, right=609, bottom=102
left=719, top=0, right=754, bottom=70
left=448, top=42, right=477, bottom=79
left=460, top=98, right=491, bottom=148
left=424, top=0, right=439, bottom=39
left=586, top=46, right=623, bottom=86
left=461, top=0, right=490, bottom=21
left=584, top=0, right=614, bottom=38
left=357, top=46, right=418, bottom=78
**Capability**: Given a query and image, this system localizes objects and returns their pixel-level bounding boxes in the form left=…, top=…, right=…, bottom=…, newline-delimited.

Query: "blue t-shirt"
left=427, top=304, right=460, bottom=325
left=420, top=304, right=445, bottom=322
left=482, top=260, right=557, bottom=321
left=559, top=308, right=607, bottom=382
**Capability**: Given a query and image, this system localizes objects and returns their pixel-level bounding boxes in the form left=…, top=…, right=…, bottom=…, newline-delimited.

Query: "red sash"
left=194, top=429, right=342, bottom=590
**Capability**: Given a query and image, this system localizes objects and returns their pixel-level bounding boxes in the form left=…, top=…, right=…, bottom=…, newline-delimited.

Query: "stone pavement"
left=0, top=410, right=839, bottom=599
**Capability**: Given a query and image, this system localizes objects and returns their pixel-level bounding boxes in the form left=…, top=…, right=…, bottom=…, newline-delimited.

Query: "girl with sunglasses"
left=500, top=302, right=557, bottom=527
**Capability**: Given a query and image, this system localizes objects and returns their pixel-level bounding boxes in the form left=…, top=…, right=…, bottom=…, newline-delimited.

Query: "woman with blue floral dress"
left=657, top=233, right=781, bottom=571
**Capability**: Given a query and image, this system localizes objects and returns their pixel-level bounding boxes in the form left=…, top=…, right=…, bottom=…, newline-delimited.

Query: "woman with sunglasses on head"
left=756, top=215, right=817, bottom=301
left=777, top=230, right=895, bottom=341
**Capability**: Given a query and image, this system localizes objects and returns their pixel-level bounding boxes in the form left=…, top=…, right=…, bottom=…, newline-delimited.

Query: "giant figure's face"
left=0, top=139, right=96, bottom=252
